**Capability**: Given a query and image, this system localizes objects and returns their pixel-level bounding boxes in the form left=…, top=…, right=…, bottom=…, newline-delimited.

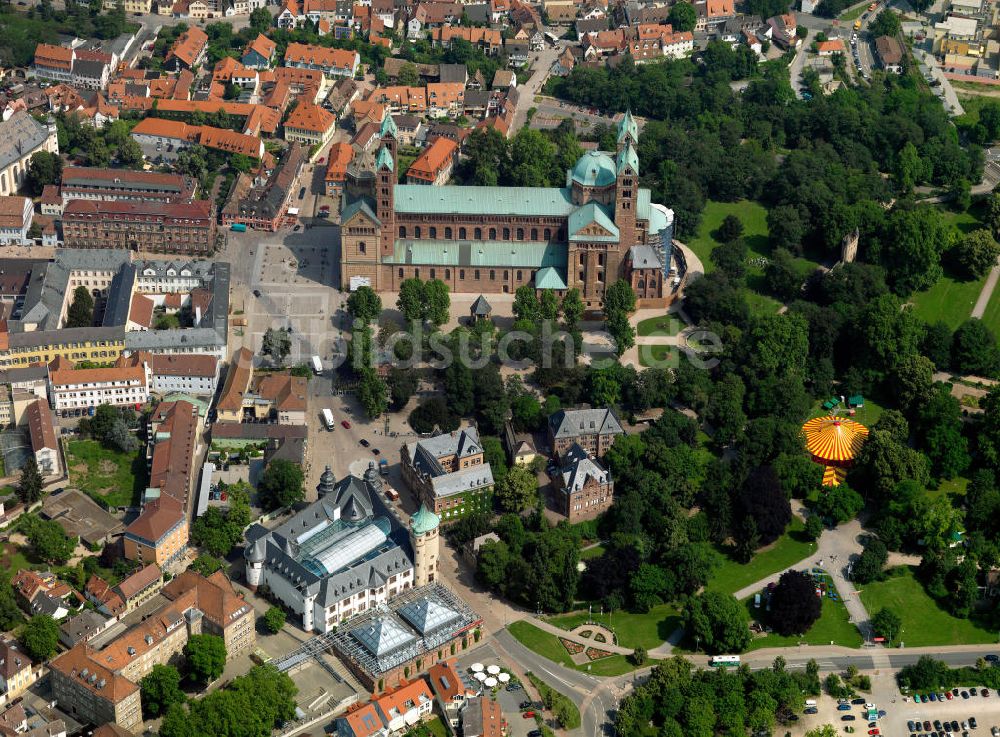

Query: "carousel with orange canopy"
left=801, top=415, right=869, bottom=487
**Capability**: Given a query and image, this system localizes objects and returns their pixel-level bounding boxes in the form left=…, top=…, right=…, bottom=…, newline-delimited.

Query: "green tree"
left=23, top=516, right=74, bottom=564
left=397, top=62, right=420, bottom=86
left=716, top=214, right=744, bottom=243
left=705, top=374, right=746, bottom=445
left=952, top=318, right=1000, bottom=377
left=684, top=591, right=752, bottom=654
left=16, top=457, right=43, bottom=505
left=387, top=367, right=418, bottom=411
left=513, top=285, right=540, bottom=322
left=424, top=279, right=450, bottom=326
left=881, top=206, right=953, bottom=295
left=604, top=279, right=637, bottom=315
left=476, top=539, right=510, bottom=589
left=117, top=138, right=144, bottom=168
left=258, top=459, right=304, bottom=510
left=263, top=607, right=286, bottom=634
left=631, top=646, right=648, bottom=666
left=852, top=539, right=888, bottom=584
left=561, top=288, right=585, bottom=330
left=606, top=310, right=635, bottom=356
left=357, top=368, right=388, bottom=419
left=767, top=204, right=807, bottom=253
left=347, top=286, right=382, bottom=324
left=815, top=483, right=864, bottom=524
left=397, top=278, right=426, bottom=323
left=667, top=0, right=697, bottom=31
left=261, top=327, right=292, bottom=364
left=764, top=248, right=803, bottom=301
left=24, top=151, right=62, bottom=197
left=185, top=634, right=227, bottom=683
left=66, top=286, right=95, bottom=328
left=805, top=515, right=824, bottom=541
left=495, top=465, right=538, bottom=513
left=141, top=664, right=186, bottom=718
left=870, top=606, right=902, bottom=644
left=20, top=614, right=59, bottom=661
left=951, top=229, right=1000, bottom=279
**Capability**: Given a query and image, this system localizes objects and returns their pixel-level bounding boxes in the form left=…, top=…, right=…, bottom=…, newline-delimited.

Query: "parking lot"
left=901, top=687, right=1000, bottom=736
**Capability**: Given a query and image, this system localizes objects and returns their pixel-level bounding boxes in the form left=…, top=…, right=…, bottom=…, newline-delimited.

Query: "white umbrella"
left=471, top=663, right=484, bottom=672
left=484, top=677, right=498, bottom=688
left=475, top=672, right=488, bottom=682
left=498, top=673, right=511, bottom=683
left=487, top=665, right=501, bottom=675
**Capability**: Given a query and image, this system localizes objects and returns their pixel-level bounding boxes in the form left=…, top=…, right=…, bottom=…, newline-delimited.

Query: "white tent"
left=498, top=673, right=511, bottom=683
left=475, top=672, right=488, bottom=682
left=484, top=677, right=498, bottom=688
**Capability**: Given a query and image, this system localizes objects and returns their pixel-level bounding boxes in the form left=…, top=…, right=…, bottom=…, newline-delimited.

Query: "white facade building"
left=48, top=364, right=150, bottom=411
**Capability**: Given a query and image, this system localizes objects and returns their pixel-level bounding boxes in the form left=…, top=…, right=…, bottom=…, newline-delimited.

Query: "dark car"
left=986, top=654, right=999, bottom=662
left=953, top=720, right=961, bottom=731
left=298, top=187, right=306, bottom=198
left=929, top=693, right=938, bottom=701
left=842, top=716, right=856, bottom=722
left=934, top=721, right=943, bottom=731
left=360, top=439, right=370, bottom=447
left=837, top=704, right=851, bottom=711
left=253, top=289, right=261, bottom=298
left=924, top=720, right=932, bottom=731
left=908, top=721, right=916, bottom=732
left=962, top=691, right=971, bottom=699
left=804, top=708, right=818, bottom=715
left=983, top=688, right=991, bottom=696
left=293, top=225, right=301, bottom=231
left=970, top=717, right=978, bottom=729
left=519, top=702, right=531, bottom=710
left=852, top=698, right=867, bottom=705
left=372, top=448, right=381, bottom=455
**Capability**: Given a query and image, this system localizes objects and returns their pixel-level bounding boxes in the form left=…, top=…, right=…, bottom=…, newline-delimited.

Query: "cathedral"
left=339, top=111, right=677, bottom=310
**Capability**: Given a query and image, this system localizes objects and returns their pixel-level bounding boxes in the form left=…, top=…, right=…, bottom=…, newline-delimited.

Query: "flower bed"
left=585, top=647, right=612, bottom=660
left=560, top=638, right=584, bottom=655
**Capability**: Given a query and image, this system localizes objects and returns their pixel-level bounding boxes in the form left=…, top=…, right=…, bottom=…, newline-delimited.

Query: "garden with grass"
left=859, top=566, right=997, bottom=647
left=637, top=343, right=675, bottom=368
left=707, top=517, right=816, bottom=596
left=508, top=622, right=654, bottom=677
left=636, top=313, right=684, bottom=337
left=745, top=594, right=862, bottom=651
left=545, top=603, right=681, bottom=651
left=65, top=440, right=147, bottom=509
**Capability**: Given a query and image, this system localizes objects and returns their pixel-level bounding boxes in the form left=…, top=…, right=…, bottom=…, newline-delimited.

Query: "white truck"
left=321, top=408, right=335, bottom=430
left=311, top=355, right=323, bottom=374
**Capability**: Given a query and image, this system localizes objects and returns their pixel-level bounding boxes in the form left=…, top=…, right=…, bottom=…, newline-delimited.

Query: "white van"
left=804, top=700, right=817, bottom=707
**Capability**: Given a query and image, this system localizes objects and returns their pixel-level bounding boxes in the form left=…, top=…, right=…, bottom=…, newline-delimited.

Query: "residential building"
left=58, top=168, right=197, bottom=205
left=406, top=137, right=457, bottom=185
left=143, top=399, right=200, bottom=511
left=431, top=26, right=503, bottom=55
left=116, top=98, right=281, bottom=136
left=462, top=696, right=504, bottom=737
left=59, top=610, right=115, bottom=648
left=123, top=498, right=188, bottom=569
left=32, top=44, right=75, bottom=84
left=161, top=570, right=256, bottom=658
left=12, top=570, right=74, bottom=620
left=428, top=659, right=478, bottom=730
left=47, top=360, right=150, bottom=412
left=0, top=640, right=36, bottom=704
left=875, top=35, right=904, bottom=73
left=401, top=427, right=494, bottom=521
left=165, top=27, right=209, bottom=71
left=0, top=326, right=126, bottom=370
left=149, top=354, right=220, bottom=395
left=326, top=142, right=355, bottom=196
left=547, top=407, right=623, bottom=459
left=374, top=679, right=436, bottom=730
left=0, top=196, right=33, bottom=245
left=816, top=38, right=845, bottom=55
left=283, top=101, right=337, bottom=146
left=216, top=347, right=254, bottom=422
left=426, top=82, right=464, bottom=117
left=0, top=112, right=59, bottom=197
left=214, top=348, right=306, bottom=423
left=49, top=646, right=142, bottom=732
left=242, top=34, right=277, bottom=68
left=554, top=443, right=613, bottom=522
left=130, top=118, right=264, bottom=162
left=61, top=199, right=217, bottom=255
left=502, top=420, right=538, bottom=467
left=244, top=466, right=417, bottom=633
left=26, top=399, right=60, bottom=477
left=341, top=112, right=676, bottom=309
left=220, top=144, right=307, bottom=231
left=284, top=43, right=360, bottom=78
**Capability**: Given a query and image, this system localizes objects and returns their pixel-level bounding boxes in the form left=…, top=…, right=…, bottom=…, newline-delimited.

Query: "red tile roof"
left=50, top=645, right=139, bottom=704
left=406, top=137, right=457, bottom=182
left=124, top=498, right=185, bottom=544
left=166, top=27, right=209, bottom=68
left=285, top=101, right=336, bottom=134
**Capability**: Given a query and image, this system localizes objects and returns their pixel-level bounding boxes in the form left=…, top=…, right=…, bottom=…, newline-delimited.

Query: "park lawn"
left=545, top=603, right=681, bottom=651
left=910, top=271, right=988, bottom=331
left=638, top=343, right=676, bottom=368
left=808, top=395, right=885, bottom=427
left=708, top=517, right=816, bottom=596
left=981, top=283, right=1000, bottom=340
left=745, top=596, right=862, bottom=651
left=743, top=290, right=782, bottom=316
left=688, top=200, right=770, bottom=274
left=65, top=440, right=147, bottom=509
left=859, top=566, right=997, bottom=646
left=580, top=545, right=606, bottom=560
left=838, top=3, right=867, bottom=21
left=0, top=542, right=36, bottom=580
left=636, top=313, right=684, bottom=337
left=508, top=622, right=654, bottom=676
left=508, top=621, right=577, bottom=668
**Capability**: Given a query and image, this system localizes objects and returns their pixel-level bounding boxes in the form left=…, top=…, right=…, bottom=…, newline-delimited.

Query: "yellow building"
left=0, top=640, right=37, bottom=704
left=0, top=326, right=126, bottom=369
left=123, top=500, right=189, bottom=570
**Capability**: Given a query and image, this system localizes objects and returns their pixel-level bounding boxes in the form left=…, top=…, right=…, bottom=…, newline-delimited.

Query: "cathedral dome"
left=570, top=151, right=617, bottom=187
left=410, top=504, right=440, bottom=536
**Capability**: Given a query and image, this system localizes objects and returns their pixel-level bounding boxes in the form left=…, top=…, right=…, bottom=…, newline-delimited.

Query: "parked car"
left=341, top=420, right=351, bottom=429
left=947, top=692, right=954, bottom=700
left=805, top=708, right=818, bottom=715
left=962, top=691, right=971, bottom=699
left=519, top=702, right=531, bottom=710
left=842, top=716, right=856, bottom=722
left=838, top=705, right=852, bottom=711
left=522, top=712, right=535, bottom=719
left=971, top=717, right=979, bottom=729
left=360, top=439, right=370, bottom=447
left=983, top=689, right=991, bottom=697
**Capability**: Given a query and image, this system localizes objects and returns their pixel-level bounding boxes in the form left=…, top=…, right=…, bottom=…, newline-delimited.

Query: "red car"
left=946, top=691, right=953, bottom=700
left=522, top=712, right=535, bottom=719
left=868, top=730, right=879, bottom=736
left=341, top=420, right=351, bottom=429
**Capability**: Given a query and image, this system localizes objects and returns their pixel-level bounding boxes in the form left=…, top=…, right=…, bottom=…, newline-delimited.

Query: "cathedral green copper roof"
left=388, top=239, right=568, bottom=269
left=394, top=185, right=576, bottom=217
left=410, top=504, right=440, bottom=535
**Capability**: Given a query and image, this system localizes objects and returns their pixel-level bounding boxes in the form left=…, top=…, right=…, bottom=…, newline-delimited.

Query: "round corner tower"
left=409, top=504, right=440, bottom=588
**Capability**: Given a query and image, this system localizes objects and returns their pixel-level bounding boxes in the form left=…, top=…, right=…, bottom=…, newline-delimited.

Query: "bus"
left=709, top=656, right=741, bottom=667
left=321, top=408, right=335, bottom=431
